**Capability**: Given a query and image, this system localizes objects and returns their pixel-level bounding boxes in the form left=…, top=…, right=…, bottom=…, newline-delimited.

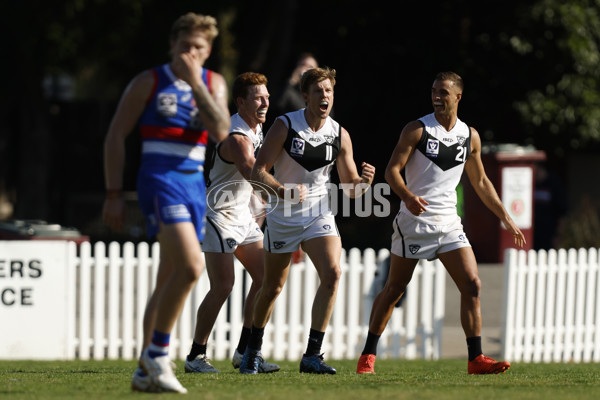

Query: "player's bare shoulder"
left=209, top=71, right=228, bottom=100
left=469, top=126, right=482, bottom=153
left=123, top=69, right=155, bottom=101
left=400, top=119, right=425, bottom=144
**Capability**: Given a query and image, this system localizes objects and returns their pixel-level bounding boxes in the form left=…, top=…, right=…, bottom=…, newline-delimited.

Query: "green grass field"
left=2, top=358, right=600, bottom=400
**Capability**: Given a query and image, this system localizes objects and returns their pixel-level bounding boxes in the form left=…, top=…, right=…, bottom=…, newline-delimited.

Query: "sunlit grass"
left=1, top=359, right=600, bottom=400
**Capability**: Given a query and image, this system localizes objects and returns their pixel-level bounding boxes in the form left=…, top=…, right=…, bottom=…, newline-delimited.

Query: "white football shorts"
left=390, top=211, right=471, bottom=260
left=263, top=213, right=339, bottom=253
left=202, top=215, right=263, bottom=253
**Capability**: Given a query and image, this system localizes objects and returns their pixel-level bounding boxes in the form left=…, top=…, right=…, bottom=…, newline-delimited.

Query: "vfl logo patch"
left=157, top=93, right=177, bottom=117
left=290, top=138, right=305, bottom=157
left=226, top=238, right=237, bottom=248
left=426, top=139, right=439, bottom=158
left=273, top=241, right=286, bottom=249
left=408, top=244, right=421, bottom=254
left=322, top=224, right=331, bottom=231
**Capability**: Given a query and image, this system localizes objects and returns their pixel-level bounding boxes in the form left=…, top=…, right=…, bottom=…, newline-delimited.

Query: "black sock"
left=236, top=326, right=251, bottom=354
left=362, top=332, right=381, bottom=356
left=466, top=336, right=483, bottom=361
left=305, top=329, right=325, bottom=356
left=247, top=325, right=264, bottom=351
left=187, top=341, right=207, bottom=361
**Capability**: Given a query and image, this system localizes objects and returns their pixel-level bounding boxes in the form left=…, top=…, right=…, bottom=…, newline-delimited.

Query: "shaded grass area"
left=1, top=359, right=600, bottom=400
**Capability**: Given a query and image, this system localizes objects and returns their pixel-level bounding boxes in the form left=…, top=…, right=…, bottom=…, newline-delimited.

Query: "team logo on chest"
left=157, top=93, right=177, bottom=117
left=457, top=136, right=467, bottom=146
left=290, top=138, right=305, bottom=156
left=426, top=139, right=439, bottom=158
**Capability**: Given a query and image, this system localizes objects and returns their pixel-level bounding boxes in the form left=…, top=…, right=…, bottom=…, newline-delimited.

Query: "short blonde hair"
left=300, top=67, right=336, bottom=94
left=170, top=12, right=219, bottom=44
left=435, top=71, right=464, bottom=92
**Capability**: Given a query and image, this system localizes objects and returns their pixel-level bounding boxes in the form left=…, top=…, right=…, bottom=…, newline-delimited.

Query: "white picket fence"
left=502, top=247, right=600, bottom=363
left=67, top=241, right=446, bottom=361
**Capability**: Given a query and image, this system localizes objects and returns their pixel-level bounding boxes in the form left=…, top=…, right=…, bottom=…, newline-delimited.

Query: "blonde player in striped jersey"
left=357, top=71, right=525, bottom=375
left=103, top=13, right=229, bottom=393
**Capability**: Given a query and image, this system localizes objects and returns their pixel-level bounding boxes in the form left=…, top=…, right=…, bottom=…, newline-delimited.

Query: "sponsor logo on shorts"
left=322, top=224, right=331, bottom=231
left=162, top=204, right=191, bottom=220
left=459, top=234, right=466, bottom=242
left=273, top=241, right=286, bottom=249
left=409, top=244, right=421, bottom=254
left=226, top=238, right=237, bottom=248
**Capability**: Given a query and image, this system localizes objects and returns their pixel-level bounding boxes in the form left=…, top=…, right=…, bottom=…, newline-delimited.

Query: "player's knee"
left=181, top=261, right=204, bottom=282
left=212, top=278, right=235, bottom=296
left=384, top=282, right=406, bottom=299
left=462, top=276, right=481, bottom=298
left=262, top=282, right=284, bottom=299
left=321, top=264, right=342, bottom=286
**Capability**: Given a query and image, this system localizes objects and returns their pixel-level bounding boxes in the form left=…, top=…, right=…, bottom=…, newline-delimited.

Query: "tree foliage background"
left=1, top=0, right=599, bottom=249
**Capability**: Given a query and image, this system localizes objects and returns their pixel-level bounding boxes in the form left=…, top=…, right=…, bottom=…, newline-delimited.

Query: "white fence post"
left=78, top=241, right=92, bottom=360
left=502, top=247, right=600, bottom=363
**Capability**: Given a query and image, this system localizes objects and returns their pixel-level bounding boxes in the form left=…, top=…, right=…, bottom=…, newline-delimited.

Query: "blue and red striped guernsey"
left=138, top=63, right=212, bottom=172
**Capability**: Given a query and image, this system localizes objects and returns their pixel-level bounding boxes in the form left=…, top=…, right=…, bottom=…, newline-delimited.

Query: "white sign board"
left=501, top=166, right=533, bottom=229
left=0, top=241, right=71, bottom=359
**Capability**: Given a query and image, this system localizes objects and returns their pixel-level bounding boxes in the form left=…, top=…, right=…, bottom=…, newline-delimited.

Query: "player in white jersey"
left=183, top=72, right=279, bottom=374
left=357, top=72, right=526, bottom=375
left=239, top=67, right=375, bottom=375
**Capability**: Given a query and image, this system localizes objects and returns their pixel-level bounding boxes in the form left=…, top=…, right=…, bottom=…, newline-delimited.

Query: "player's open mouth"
left=257, top=109, right=267, bottom=116
left=320, top=101, right=329, bottom=111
